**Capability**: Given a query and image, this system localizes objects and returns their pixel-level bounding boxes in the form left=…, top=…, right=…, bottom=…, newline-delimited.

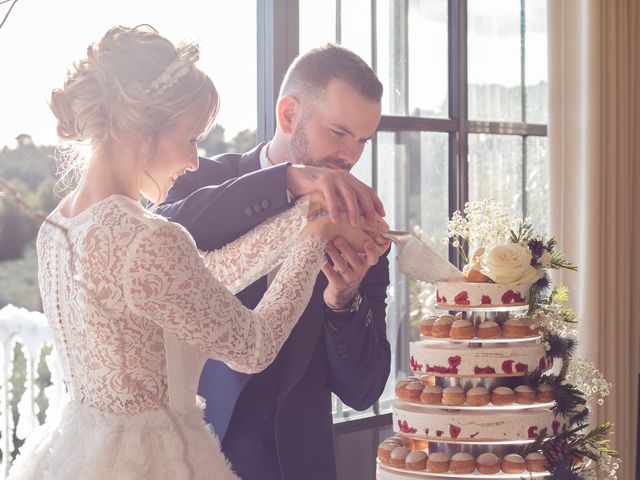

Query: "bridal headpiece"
left=146, top=43, right=200, bottom=96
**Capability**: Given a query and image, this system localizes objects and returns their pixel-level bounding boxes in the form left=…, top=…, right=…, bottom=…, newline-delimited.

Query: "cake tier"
left=393, top=402, right=569, bottom=441
left=409, top=341, right=550, bottom=377
left=377, top=463, right=550, bottom=479
left=436, top=281, right=531, bottom=308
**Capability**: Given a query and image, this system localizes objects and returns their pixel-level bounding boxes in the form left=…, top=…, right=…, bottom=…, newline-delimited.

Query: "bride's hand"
left=302, top=194, right=390, bottom=255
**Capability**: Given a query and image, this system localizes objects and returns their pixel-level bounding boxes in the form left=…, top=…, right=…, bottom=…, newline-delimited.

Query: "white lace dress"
left=8, top=194, right=326, bottom=480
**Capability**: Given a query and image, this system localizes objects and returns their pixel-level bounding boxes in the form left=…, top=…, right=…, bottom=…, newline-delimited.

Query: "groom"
left=159, top=44, right=391, bottom=480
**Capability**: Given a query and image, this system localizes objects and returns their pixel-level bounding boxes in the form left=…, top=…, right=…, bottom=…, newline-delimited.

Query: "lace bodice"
left=37, top=194, right=325, bottom=415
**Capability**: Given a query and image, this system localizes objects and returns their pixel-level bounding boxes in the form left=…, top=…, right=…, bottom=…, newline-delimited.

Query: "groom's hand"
left=322, top=235, right=386, bottom=310
left=286, top=164, right=385, bottom=228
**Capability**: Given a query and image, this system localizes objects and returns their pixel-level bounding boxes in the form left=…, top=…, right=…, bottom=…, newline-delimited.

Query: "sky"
left=0, top=0, right=257, bottom=148
left=0, top=0, right=546, bottom=149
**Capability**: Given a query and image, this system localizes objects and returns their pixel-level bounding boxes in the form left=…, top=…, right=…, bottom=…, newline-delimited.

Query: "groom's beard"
left=289, top=115, right=352, bottom=171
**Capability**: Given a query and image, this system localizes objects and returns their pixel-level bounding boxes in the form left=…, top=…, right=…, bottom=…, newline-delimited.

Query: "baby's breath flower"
left=565, top=358, right=612, bottom=407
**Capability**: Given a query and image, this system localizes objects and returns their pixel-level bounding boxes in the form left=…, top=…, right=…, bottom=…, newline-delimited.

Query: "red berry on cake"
left=502, top=359, right=514, bottom=374
left=515, top=362, right=528, bottom=373
left=481, top=294, right=492, bottom=304
left=454, top=290, right=471, bottom=305
left=528, top=426, right=538, bottom=438
left=449, top=424, right=462, bottom=439
left=502, top=290, right=515, bottom=304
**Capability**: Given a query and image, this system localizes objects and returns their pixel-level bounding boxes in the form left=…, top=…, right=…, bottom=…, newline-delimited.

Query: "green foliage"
left=198, top=126, right=256, bottom=158
left=0, top=242, right=41, bottom=310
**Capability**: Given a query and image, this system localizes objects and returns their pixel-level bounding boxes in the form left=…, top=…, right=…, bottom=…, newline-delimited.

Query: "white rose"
left=478, top=244, right=543, bottom=284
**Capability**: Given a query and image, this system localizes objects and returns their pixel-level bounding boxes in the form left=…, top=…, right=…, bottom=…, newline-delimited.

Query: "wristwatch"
left=327, top=290, right=362, bottom=314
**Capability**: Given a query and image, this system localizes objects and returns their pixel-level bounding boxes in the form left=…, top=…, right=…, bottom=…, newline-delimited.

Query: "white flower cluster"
left=446, top=200, right=516, bottom=250
left=582, top=451, right=620, bottom=479
left=528, top=304, right=578, bottom=338
left=565, top=359, right=613, bottom=407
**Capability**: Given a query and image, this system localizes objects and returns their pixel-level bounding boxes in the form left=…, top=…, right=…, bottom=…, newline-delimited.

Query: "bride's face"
left=141, top=113, right=202, bottom=203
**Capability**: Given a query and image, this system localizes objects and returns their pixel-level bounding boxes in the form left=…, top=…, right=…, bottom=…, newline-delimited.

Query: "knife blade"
left=382, top=230, right=464, bottom=284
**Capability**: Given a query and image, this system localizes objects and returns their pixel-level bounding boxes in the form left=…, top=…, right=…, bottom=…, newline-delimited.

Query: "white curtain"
left=548, top=1, right=640, bottom=478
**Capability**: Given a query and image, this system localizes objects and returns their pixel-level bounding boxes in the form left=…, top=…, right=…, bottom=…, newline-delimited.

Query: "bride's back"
left=38, top=195, right=170, bottom=414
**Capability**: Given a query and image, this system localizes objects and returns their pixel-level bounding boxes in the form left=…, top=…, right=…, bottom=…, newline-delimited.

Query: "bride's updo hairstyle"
left=50, top=25, right=219, bottom=174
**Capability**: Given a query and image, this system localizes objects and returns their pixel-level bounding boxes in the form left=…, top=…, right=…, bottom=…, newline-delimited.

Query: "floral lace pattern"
left=36, top=194, right=325, bottom=415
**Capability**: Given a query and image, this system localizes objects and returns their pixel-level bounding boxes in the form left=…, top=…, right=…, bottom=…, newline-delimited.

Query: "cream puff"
left=400, top=381, right=425, bottom=402
left=466, top=386, right=490, bottom=406
left=420, top=385, right=443, bottom=405
left=501, top=453, right=526, bottom=473
left=389, top=446, right=412, bottom=468
left=476, top=452, right=501, bottom=474
left=377, top=440, right=400, bottom=464
left=426, top=452, right=450, bottom=473
left=405, top=450, right=428, bottom=470
left=419, top=374, right=436, bottom=387
left=450, top=452, right=475, bottom=474
left=525, top=452, right=548, bottom=472
left=450, top=319, right=475, bottom=339
left=477, top=320, right=501, bottom=339
left=502, top=317, right=528, bottom=338
left=394, top=377, right=420, bottom=398
left=432, top=315, right=455, bottom=337
left=390, top=435, right=415, bottom=449
left=514, top=385, right=536, bottom=404
left=536, top=383, right=555, bottom=402
left=419, top=315, right=438, bottom=336
left=412, top=438, right=430, bottom=450
left=491, top=386, right=515, bottom=406
left=442, top=386, right=465, bottom=406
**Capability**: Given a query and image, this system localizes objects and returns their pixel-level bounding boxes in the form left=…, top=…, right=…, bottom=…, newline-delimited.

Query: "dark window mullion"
left=371, top=0, right=378, bottom=192
left=451, top=0, right=468, bottom=267
left=256, top=0, right=299, bottom=141
left=468, top=121, right=547, bottom=136
left=378, top=116, right=458, bottom=132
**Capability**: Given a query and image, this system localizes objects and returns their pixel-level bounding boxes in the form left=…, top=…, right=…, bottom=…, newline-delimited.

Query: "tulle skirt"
left=7, top=400, right=238, bottom=480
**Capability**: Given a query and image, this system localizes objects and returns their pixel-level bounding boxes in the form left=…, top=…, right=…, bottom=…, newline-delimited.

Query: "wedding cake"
left=376, top=201, right=619, bottom=480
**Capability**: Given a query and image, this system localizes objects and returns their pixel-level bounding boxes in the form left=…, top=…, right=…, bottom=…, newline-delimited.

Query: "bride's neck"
left=61, top=149, right=141, bottom=217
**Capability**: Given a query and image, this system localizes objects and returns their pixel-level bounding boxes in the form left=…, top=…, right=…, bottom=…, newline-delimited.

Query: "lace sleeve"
left=198, top=196, right=309, bottom=294
left=123, top=220, right=326, bottom=373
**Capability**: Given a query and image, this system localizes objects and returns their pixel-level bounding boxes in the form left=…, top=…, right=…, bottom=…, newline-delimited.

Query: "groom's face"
left=289, top=78, right=381, bottom=171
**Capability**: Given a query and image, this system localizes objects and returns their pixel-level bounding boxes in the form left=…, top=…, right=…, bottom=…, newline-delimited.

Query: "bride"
left=7, top=25, right=387, bottom=479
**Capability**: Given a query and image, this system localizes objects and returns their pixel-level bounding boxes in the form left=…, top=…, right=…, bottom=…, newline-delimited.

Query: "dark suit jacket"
left=157, top=143, right=391, bottom=480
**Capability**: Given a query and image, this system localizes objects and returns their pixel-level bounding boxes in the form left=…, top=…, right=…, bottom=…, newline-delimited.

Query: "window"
left=299, top=0, right=549, bottom=424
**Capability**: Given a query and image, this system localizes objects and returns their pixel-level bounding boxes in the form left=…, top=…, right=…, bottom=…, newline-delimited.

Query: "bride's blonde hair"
left=49, top=25, right=219, bottom=190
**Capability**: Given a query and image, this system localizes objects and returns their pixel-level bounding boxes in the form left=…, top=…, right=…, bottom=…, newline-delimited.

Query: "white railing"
left=0, top=305, right=64, bottom=479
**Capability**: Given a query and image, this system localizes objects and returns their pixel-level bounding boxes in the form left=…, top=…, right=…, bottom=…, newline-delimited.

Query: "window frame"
left=256, top=0, right=549, bottom=429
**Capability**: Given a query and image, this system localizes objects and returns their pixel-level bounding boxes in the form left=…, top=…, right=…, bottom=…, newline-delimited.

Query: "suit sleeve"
left=324, top=250, right=391, bottom=410
left=156, top=156, right=292, bottom=251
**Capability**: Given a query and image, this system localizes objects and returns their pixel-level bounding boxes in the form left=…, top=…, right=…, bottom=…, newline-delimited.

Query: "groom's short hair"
left=279, top=43, right=383, bottom=103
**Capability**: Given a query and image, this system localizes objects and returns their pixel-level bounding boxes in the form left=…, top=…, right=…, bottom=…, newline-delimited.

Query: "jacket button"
left=337, top=343, right=348, bottom=354
left=244, top=206, right=254, bottom=216
left=256, top=440, right=265, bottom=450
left=261, top=199, right=270, bottom=209
left=253, top=203, right=262, bottom=213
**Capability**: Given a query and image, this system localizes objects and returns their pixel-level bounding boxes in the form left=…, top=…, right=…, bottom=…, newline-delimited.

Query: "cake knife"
left=382, top=230, right=464, bottom=284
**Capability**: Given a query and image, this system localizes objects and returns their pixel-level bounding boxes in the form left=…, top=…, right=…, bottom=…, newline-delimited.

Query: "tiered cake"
left=376, top=201, right=619, bottom=479
left=377, top=281, right=564, bottom=478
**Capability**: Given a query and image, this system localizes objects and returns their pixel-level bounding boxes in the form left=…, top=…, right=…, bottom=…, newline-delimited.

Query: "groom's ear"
left=276, top=95, right=300, bottom=134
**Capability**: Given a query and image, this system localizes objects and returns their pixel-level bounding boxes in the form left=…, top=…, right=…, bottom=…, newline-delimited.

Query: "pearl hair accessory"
left=146, top=43, right=200, bottom=96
